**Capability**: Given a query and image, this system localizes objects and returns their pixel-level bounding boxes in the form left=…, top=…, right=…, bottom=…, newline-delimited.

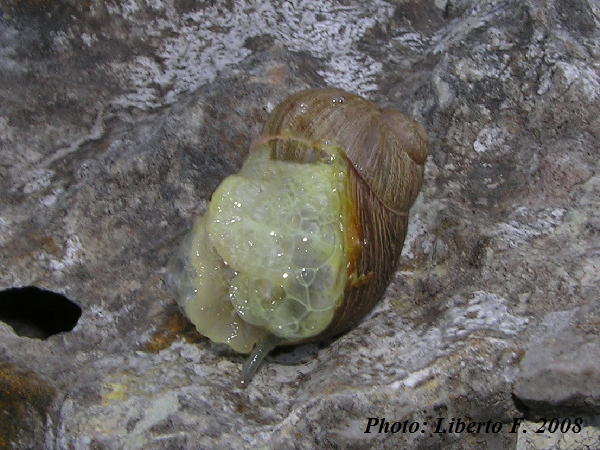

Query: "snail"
left=172, top=88, right=428, bottom=387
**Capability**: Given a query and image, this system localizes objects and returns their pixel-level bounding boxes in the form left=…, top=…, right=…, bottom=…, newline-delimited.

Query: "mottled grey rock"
left=516, top=416, right=600, bottom=450
left=514, top=306, right=600, bottom=416
left=0, top=0, right=599, bottom=448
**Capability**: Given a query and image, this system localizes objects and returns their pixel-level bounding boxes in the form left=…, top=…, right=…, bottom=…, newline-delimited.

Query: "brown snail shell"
left=172, top=88, right=428, bottom=387
left=264, top=88, right=428, bottom=339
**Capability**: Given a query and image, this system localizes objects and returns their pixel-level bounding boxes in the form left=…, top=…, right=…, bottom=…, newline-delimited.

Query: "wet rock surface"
left=1, top=0, right=599, bottom=448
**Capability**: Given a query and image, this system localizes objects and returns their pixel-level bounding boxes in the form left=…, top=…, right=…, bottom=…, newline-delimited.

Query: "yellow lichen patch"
left=422, top=377, right=441, bottom=393
left=145, top=309, right=204, bottom=352
left=101, top=382, right=128, bottom=407
left=0, top=362, right=55, bottom=448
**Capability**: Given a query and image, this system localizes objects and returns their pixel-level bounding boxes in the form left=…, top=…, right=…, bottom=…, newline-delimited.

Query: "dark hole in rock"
left=0, top=286, right=81, bottom=340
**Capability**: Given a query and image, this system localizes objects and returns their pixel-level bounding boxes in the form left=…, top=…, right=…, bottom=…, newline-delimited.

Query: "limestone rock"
left=514, top=306, right=600, bottom=417
left=1, top=0, right=599, bottom=448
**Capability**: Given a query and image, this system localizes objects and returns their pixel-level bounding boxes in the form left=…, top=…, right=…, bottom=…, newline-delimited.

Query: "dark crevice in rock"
left=0, top=286, right=81, bottom=339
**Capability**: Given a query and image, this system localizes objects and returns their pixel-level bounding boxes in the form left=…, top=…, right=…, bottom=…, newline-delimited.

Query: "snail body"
left=173, top=88, right=428, bottom=386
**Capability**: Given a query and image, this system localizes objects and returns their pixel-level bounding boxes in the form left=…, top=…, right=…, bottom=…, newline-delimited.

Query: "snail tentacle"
left=236, top=334, right=281, bottom=389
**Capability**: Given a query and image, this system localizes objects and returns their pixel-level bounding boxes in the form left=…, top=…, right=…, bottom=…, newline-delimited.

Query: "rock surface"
left=0, top=0, right=599, bottom=448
